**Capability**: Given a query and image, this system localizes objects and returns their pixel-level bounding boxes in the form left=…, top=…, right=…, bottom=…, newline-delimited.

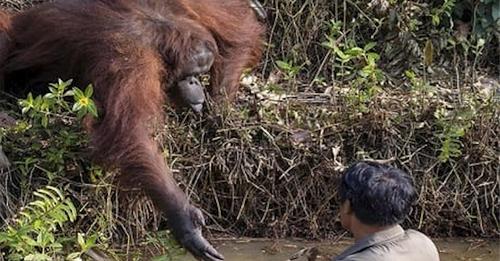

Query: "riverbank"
left=143, top=237, right=500, bottom=261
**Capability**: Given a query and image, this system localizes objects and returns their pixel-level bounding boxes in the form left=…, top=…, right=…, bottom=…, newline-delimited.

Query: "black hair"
left=339, top=161, right=417, bottom=226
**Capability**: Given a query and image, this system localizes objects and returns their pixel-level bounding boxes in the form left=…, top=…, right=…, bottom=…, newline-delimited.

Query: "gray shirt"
left=333, top=225, right=440, bottom=261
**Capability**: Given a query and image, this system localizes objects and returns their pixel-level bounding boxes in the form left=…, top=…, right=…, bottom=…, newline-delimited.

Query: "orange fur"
left=0, top=0, right=265, bottom=258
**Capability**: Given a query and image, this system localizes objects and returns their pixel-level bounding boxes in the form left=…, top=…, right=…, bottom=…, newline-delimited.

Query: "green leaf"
left=57, top=78, right=73, bottom=90
left=276, top=60, right=290, bottom=70
left=424, top=39, right=434, bottom=66
left=84, top=85, right=94, bottom=97
left=63, top=90, right=75, bottom=97
left=19, top=210, right=34, bottom=222
left=72, top=87, right=85, bottom=99
left=38, top=189, right=60, bottom=203
left=77, top=109, right=86, bottom=119
left=42, top=115, right=49, bottom=127
left=62, top=200, right=77, bottom=222
left=67, top=252, right=82, bottom=260
left=22, top=235, right=38, bottom=247
left=77, top=233, right=85, bottom=248
left=367, top=52, right=380, bottom=64
left=333, top=46, right=349, bottom=61
left=25, top=253, right=51, bottom=261
left=21, top=107, right=30, bottom=114
left=72, top=102, right=83, bottom=112
left=344, top=47, right=364, bottom=57
left=29, top=201, right=47, bottom=212
left=321, top=35, right=336, bottom=50
left=431, top=13, right=440, bottom=26
left=44, top=93, right=56, bottom=99
left=364, top=42, right=377, bottom=51
left=46, top=186, right=64, bottom=200
left=88, top=103, right=98, bottom=118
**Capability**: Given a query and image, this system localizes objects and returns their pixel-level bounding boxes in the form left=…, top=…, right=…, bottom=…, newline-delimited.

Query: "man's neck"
left=351, top=221, right=396, bottom=242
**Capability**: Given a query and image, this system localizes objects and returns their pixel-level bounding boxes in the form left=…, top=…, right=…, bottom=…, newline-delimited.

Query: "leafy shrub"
left=1, top=79, right=186, bottom=259
left=1, top=80, right=100, bottom=260
left=0, top=186, right=90, bottom=260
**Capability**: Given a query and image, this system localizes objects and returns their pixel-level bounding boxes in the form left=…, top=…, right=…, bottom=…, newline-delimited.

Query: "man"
left=333, top=161, right=440, bottom=261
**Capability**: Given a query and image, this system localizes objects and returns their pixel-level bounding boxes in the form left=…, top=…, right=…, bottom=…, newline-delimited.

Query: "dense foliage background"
left=0, top=0, right=498, bottom=259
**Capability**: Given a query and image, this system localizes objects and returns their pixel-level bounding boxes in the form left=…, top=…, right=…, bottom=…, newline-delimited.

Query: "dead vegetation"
left=0, top=1, right=498, bottom=255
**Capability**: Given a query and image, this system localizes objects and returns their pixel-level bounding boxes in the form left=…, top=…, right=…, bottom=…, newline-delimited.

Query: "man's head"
left=338, top=161, right=417, bottom=230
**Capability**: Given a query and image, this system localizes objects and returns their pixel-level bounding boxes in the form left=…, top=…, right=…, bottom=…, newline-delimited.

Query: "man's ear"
left=344, top=200, right=353, bottom=214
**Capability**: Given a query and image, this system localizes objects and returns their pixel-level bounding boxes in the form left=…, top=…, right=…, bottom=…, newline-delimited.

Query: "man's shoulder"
left=334, top=228, right=440, bottom=261
left=397, top=229, right=440, bottom=260
left=405, top=229, right=438, bottom=246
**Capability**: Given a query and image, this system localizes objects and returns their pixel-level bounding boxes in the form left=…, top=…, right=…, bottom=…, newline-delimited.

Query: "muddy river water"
left=179, top=238, right=499, bottom=261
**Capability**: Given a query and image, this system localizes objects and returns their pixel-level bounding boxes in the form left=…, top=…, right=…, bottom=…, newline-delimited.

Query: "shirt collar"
left=334, top=225, right=405, bottom=260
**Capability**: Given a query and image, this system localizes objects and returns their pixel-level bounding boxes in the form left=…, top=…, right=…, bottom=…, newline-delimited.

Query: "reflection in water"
left=181, top=238, right=499, bottom=261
